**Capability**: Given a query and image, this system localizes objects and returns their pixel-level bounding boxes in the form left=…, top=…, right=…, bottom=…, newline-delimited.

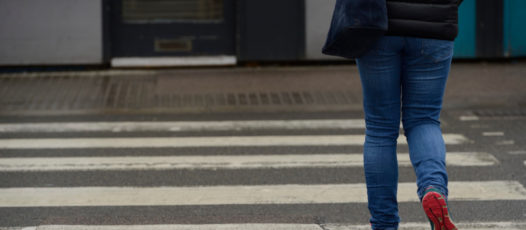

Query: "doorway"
left=109, top=0, right=236, bottom=58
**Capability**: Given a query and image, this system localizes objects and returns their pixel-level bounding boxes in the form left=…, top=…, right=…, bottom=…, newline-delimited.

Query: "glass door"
left=110, top=0, right=236, bottom=57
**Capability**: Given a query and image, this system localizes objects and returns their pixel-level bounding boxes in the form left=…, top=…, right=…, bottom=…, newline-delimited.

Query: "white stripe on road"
left=0, top=134, right=468, bottom=149
left=509, top=150, right=526, bottom=155
left=482, top=131, right=505, bottom=136
left=5, top=225, right=322, bottom=230
left=459, top=115, right=479, bottom=121
left=0, top=120, right=366, bottom=133
left=0, top=152, right=498, bottom=172
left=496, top=140, right=515, bottom=145
left=326, top=221, right=526, bottom=230
left=7, top=222, right=526, bottom=230
left=0, top=181, right=524, bottom=207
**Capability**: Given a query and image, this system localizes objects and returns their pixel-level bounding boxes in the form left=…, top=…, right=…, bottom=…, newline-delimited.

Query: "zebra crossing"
left=0, top=118, right=525, bottom=229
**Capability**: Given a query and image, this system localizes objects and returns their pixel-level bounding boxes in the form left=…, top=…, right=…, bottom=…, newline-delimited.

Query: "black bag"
left=322, top=0, right=388, bottom=59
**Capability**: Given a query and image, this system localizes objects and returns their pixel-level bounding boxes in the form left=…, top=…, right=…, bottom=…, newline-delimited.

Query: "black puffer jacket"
left=385, top=0, right=463, bottom=40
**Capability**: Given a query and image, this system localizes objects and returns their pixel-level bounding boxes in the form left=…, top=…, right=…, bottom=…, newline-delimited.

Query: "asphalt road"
left=0, top=63, right=525, bottom=229
left=0, top=109, right=525, bottom=229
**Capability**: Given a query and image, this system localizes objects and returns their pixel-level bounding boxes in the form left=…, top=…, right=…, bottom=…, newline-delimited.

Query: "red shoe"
left=422, top=189, right=458, bottom=230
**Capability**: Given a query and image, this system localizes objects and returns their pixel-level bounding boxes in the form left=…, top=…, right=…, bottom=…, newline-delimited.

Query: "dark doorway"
left=109, top=0, right=236, bottom=57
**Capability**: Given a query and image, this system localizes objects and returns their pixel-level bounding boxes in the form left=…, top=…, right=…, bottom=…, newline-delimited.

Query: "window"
left=122, top=0, right=224, bottom=23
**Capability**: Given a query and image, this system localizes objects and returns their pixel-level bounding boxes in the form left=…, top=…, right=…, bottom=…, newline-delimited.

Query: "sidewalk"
left=0, top=62, right=525, bottom=116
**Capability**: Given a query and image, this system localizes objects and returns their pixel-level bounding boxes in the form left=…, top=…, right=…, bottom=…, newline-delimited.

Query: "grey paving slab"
left=1, top=63, right=525, bottom=116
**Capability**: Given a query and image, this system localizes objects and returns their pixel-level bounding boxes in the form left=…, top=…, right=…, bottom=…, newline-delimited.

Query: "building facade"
left=0, top=0, right=524, bottom=66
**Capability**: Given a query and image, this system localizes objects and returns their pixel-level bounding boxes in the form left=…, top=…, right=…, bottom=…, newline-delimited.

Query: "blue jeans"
left=356, top=36, right=454, bottom=230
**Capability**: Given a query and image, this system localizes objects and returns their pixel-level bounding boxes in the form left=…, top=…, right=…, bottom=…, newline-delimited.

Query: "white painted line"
left=326, top=221, right=526, bottom=230
left=0, top=181, right=524, bottom=207
left=5, top=222, right=526, bottom=230
left=508, top=150, right=526, bottom=155
left=445, top=152, right=499, bottom=166
left=0, top=152, right=497, bottom=172
left=6, top=222, right=526, bottom=230
left=0, top=134, right=469, bottom=149
left=459, top=115, right=479, bottom=121
left=111, top=56, right=237, bottom=67
left=496, top=140, right=515, bottom=145
left=0, top=224, right=321, bottom=230
left=0, top=224, right=322, bottom=230
left=482, top=131, right=505, bottom=136
left=0, top=120, right=365, bottom=133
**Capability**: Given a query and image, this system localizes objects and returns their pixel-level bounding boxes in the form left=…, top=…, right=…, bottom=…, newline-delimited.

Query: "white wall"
left=0, top=0, right=103, bottom=65
left=305, top=0, right=342, bottom=60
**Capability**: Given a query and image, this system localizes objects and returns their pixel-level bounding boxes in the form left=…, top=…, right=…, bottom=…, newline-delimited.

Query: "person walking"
left=354, top=0, right=463, bottom=229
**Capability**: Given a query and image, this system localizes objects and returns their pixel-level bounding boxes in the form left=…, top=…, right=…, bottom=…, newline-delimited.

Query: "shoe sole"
left=422, top=191, right=458, bottom=230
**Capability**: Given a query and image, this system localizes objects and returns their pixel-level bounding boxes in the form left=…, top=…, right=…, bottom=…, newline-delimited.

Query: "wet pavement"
left=1, top=62, right=525, bottom=116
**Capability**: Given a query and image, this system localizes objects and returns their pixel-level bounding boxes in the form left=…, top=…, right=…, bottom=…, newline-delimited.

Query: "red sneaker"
left=422, top=189, right=458, bottom=230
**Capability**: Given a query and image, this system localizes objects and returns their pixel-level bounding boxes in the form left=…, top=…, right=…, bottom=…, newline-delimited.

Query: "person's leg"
left=356, top=36, right=404, bottom=230
left=401, top=37, right=457, bottom=229
left=401, top=37, right=453, bottom=199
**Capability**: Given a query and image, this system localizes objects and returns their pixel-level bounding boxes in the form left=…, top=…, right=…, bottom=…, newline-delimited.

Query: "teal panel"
left=454, top=0, right=476, bottom=58
left=504, top=0, right=526, bottom=57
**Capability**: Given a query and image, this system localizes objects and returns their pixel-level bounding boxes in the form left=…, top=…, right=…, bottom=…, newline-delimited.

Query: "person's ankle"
left=422, top=186, right=446, bottom=201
